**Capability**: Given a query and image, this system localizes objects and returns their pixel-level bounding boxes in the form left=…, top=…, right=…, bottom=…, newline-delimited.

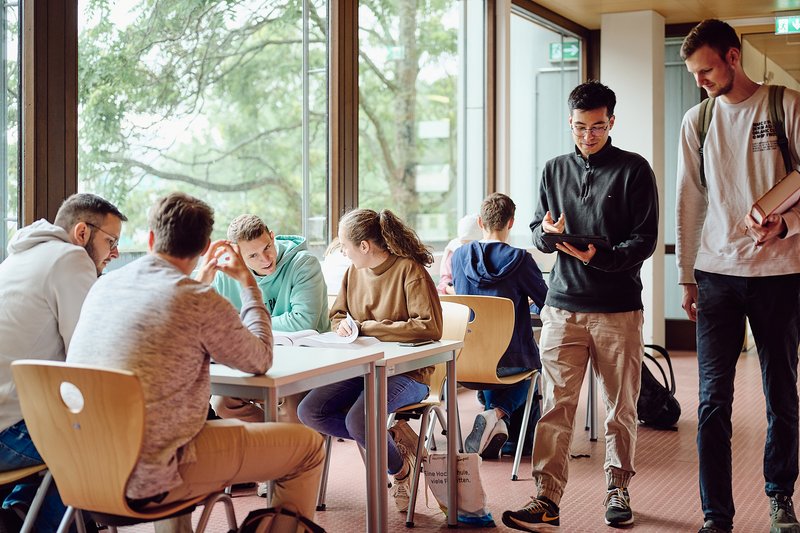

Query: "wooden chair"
left=315, top=301, right=471, bottom=527
left=440, top=294, right=540, bottom=480
left=11, top=360, right=236, bottom=533
left=0, top=463, right=52, bottom=533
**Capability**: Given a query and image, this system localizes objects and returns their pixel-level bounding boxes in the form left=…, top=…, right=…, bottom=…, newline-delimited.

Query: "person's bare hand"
left=542, top=211, right=565, bottom=234
left=743, top=213, right=786, bottom=246
left=215, top=242, right=257, bottom=288
left=336, top=320, right=353, bottom=337
left=681, top=283, right=698, bottom=322
left=195, top=239, right=229, bottom=285
left=555, top=242, right=597, bottom=265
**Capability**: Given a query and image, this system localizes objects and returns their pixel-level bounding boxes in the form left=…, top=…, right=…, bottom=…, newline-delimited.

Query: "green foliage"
left=78, top=0, right=458, bottom=250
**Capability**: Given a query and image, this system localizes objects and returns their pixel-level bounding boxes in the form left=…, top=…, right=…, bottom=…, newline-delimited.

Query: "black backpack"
left=637, top=344, right=681, bottom=430
left=237, top=506, right=326, bottom=533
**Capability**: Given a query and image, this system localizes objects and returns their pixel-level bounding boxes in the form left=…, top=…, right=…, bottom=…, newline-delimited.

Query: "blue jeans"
left=0, top=420, right=74, bottom=532
left=297, top=375, right=429, bottom=474
left=478, top=367, right=533, bottom=418
left=695, top=271, right=800, bottom=528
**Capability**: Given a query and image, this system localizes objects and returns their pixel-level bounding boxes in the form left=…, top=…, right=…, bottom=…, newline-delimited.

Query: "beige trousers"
left=210, top=393, right=306, bottom=424
left=153, top=419, right=324, bottom=533
left=531, top=306, right=644, bottom=505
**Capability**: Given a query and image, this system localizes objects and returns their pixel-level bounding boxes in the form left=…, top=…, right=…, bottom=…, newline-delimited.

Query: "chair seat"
left=0, top=464, right=47, bottom=486
left=89, top=504, right=197, bottom=527
left=460, top=369, right=536, bottom=390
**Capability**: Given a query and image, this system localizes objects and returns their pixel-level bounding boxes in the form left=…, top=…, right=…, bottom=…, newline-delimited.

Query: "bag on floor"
left=237, top=505, right=326, bottom=533
left=423, top=452, right=495, bottom=527
left=637, top=344, right=681, bottom=430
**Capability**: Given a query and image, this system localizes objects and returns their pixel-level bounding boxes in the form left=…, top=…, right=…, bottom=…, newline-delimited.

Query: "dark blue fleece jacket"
left=451, top=241, right=548, bottom=369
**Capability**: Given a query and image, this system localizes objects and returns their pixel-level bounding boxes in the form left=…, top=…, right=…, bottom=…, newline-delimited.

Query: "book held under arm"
left=750, top=169, right=800, bottom=225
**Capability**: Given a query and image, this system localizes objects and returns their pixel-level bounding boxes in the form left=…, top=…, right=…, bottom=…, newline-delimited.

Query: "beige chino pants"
left=531, top=305, right=644, bottom=505
left=153, top=419, right=324, bottom=533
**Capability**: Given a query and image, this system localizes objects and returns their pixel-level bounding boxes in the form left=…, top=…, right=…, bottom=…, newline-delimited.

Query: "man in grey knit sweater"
left=67, top=192, right=324, bottom=532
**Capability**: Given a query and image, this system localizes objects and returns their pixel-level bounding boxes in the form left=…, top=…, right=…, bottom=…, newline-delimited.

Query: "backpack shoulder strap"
left=645, top=344, right=676, bottom=394
left=697, top=97, right=715, bottom=188
left=768, top=85, right=793, bottom=174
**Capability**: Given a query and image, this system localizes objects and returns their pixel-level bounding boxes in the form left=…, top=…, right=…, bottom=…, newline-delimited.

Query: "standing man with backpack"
left=676, top=19, right=800, bottom=533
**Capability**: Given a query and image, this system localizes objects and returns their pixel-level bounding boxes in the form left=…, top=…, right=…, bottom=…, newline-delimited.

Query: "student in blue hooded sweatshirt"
left=451, top=193, right=547, bottom=460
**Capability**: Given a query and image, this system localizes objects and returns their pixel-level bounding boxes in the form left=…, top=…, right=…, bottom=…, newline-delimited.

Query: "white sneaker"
left=391, top=461, right=412, bottom=512
left=465, top=409, right=508, bottom=458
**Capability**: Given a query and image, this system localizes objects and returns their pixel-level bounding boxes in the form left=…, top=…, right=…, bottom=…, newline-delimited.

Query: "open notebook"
left=272, top=329, right=380, bottom=348
left=273, top=314, right=379, bottom=348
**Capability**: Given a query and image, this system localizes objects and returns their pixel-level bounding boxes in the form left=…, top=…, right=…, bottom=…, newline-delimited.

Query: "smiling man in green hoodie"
left=210, top=214, right=329, bottom=426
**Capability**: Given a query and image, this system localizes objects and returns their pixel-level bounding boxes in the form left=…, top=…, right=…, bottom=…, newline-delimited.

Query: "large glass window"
left=508, top=9, right=580, bottom=249
left=78, top=0, right=329, bottom=253
left=357, top=0, right=483, bottom=247
left=0, top=2, right=19, bottom=262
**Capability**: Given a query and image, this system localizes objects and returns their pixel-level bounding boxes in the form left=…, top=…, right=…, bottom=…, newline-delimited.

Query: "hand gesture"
left=542, top=211, right=565, bottom=234
left=195, top=239, right=229, bottom=285
left=216, top=241, right=258, bottom=288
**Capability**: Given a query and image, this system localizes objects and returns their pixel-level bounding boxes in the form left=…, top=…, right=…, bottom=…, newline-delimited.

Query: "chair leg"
left=195, top=492, right=236, bottom=533
left=405, top=407, right=432, bottom=528
left=512, top=377, right=537, bottom=480
left=75, top=510, right=88, bottom=533
left=56, top=506, right=76, bottom=533
left=19, top=470, right=52, bottom=533
left=316, top=435, right=334, bottom=511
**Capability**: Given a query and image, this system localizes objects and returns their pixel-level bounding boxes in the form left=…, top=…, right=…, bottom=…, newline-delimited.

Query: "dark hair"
left=339, top=208, right=433, bottom=266
left=53, top=193, right=127, bottom=232
left=227, top=214, right=269, bottom=243
left=480, top=193, right=516, bottom=231
left=148, top=192, right=214, bottom=259
left=680, top=19, right=740, bottom=62
left=568, top=80, right=616, bottom=116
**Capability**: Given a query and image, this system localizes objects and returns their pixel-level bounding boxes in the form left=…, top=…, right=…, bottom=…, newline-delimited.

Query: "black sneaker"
left=698, top=520, right=731, bottom=533
left=604, top=487, right=633, bottom=527
left=502, top=496, right=560, bottom=531
left=771, top=495, right=800, bottom=533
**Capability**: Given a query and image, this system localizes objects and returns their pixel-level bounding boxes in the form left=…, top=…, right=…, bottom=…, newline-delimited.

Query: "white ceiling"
left=531, top=0, right=800, bottom=83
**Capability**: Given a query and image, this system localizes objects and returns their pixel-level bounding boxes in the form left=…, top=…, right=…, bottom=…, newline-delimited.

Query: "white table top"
left=209, top=345, right=383, bottom=396
left=376, top=339, right=463, bottom=375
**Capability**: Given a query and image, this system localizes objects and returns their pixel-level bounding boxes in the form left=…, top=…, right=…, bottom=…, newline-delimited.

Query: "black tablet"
left=541, top=233, right=611, bottom=250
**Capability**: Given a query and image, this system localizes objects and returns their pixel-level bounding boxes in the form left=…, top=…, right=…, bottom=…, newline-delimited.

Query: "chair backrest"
left=11, top=360, right=144, bottom=516
left=439, top=295, right=515, bottom=385
left=422, top=301, right=470, bottom=401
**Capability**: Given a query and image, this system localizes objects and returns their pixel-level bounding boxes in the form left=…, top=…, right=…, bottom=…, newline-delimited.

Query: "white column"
left=601, top=11, right=665, bottom=346
left=494, top=0, right=511, bottom=194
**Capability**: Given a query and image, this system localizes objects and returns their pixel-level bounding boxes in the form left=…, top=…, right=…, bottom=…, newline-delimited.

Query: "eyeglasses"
left=571, top=123, right=610, bottom=137
left=86, top=222, right=120, bottom=249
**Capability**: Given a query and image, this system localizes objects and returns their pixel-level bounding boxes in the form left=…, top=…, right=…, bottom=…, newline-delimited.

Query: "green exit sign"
left=549, top=41, right=580, bottom=62
left=775, top=15, right=800, bottom=34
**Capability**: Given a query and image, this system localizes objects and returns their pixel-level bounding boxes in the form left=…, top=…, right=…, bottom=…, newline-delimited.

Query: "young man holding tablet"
left=502, top=80, right=658, bottom=531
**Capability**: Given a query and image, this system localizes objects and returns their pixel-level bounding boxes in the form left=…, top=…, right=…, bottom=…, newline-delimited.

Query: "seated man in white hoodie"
left=0, top=193, right=126, bottom=532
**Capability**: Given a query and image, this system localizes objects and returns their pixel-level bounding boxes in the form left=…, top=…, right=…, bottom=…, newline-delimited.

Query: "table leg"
left=366, top=363, right=385, bottom=533
left=446, top=350, right=458, bottom=528
left=261, top=388, right=280, bottom=504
